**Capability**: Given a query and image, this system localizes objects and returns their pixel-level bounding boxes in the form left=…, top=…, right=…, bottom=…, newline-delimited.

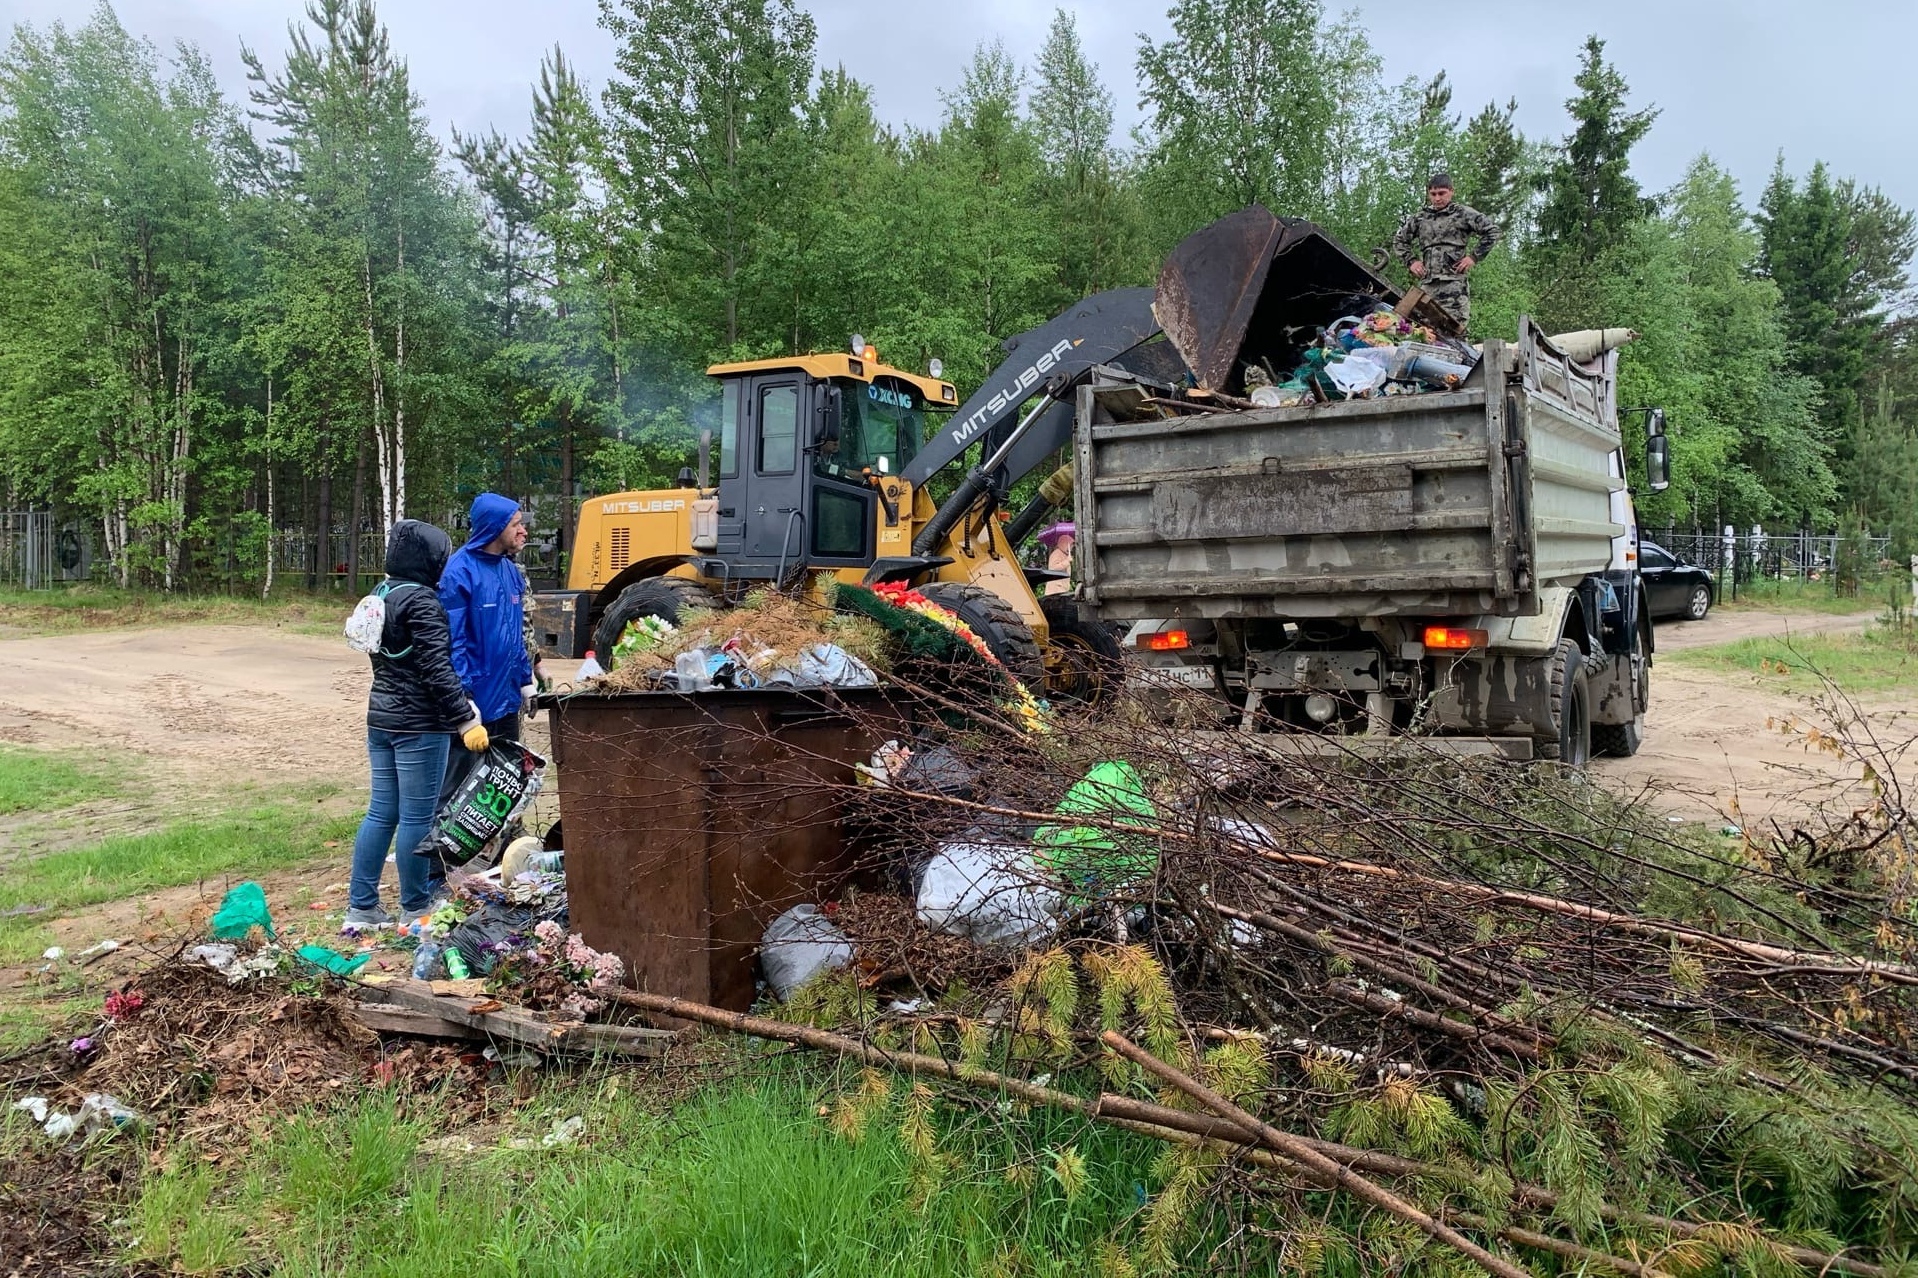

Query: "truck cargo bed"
left=1075, top=326, right=1624, bottom=622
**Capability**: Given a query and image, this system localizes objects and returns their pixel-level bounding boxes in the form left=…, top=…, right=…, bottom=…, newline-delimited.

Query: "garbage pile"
left=693, top=676, right=1918, bottom=1277
left=579, top=581, right=1051, bottom=732
left=1235, top=304, right=1479, bottom=408
left=591, top=587, right=888, bottom=692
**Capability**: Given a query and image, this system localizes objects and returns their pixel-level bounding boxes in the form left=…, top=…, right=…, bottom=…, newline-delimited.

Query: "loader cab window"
left=815, top=376, right=927, bottom=479
left=719, top=380, right=740, bottom=477
left=757, top=383, right=799, bottom=474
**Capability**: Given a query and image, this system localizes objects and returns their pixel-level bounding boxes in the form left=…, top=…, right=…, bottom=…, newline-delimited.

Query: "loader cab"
left=706, top=350, right=955, bottom=579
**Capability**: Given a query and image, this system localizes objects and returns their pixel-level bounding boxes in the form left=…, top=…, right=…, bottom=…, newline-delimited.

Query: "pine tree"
left=1028, top=9, right=1141, bottom=302
left=1534, top=35, right=1657, bottom=261
left=244, top=0, right=481, bottom=546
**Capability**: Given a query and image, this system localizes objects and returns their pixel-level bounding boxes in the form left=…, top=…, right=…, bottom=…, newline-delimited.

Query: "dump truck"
left=1072, top=210, right=1670, bottom=763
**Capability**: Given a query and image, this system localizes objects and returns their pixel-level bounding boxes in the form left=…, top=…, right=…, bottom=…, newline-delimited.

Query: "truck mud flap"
left=1423, top=652, right=1557, bottom=741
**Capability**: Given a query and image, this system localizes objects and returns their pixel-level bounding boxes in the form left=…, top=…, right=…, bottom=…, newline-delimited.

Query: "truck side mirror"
left=816, top=385, right=843, bottom=450
left=1645, top=431, right=1671, bottom=493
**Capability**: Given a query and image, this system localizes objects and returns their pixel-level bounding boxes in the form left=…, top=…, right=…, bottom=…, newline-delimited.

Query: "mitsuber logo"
left=945, top=338, right=1080, bottom=450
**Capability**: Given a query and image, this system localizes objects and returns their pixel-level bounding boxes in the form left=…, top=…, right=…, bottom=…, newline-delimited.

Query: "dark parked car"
left=1639, top=540, right=1716, bottom=621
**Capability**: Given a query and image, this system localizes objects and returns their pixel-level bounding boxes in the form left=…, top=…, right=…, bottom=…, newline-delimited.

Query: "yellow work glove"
left=461, top=720, right=490, bottom=752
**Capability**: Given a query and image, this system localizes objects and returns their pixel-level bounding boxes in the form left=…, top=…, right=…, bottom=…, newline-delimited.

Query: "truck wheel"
left=1039, top=594, right=1124, bottom=705
left=1591, top=622, right=1648, bottom=758
left=593, top=576, right=715, bottom=657
left=917, top=582, right=1046, bottom=687
left=1535, top=638, right=1592, bottom=767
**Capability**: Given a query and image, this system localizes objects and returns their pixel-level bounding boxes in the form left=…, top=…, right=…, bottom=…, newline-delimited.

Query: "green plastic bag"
left=209, top=882, right=274, bottom=940
left=1033, top=761, right=1159, bottom=898
left=297, top=945, right=371, bottom=976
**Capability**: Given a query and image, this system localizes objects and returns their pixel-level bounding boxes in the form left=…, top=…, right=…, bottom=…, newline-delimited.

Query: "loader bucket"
left=1153, top=206, right=1453, bottom=395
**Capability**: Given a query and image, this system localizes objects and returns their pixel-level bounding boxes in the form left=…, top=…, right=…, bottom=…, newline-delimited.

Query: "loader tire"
left=916, top=582, right=1045, bottom=687
left=593, top=576, right=716, bottom=658
left=1039, top=594, right=1124, bottom=705
left=1534, top=638, right=1592, bottom=768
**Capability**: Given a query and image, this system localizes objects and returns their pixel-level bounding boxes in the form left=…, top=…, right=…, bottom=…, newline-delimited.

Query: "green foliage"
left=131, top=1067, right=1173, bottom=1276
left=0, top=1, right=1911, bottom=584
left=0, top=745, right=122, bottom=813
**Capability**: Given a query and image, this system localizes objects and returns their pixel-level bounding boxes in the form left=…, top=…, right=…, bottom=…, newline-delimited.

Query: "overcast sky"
left=7, top=0, right=1912, bottom=214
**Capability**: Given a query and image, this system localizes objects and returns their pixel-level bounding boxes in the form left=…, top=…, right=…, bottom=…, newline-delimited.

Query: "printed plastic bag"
left=418, top=741, right=547, bottom=867
left=760, top=904, right=855, bottom=1001
left=916, top=835, right=1060, bottom=948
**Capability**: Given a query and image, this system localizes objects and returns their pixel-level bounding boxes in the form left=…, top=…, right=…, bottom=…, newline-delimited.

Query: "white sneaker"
left=342, top=905, right=395, bottom=932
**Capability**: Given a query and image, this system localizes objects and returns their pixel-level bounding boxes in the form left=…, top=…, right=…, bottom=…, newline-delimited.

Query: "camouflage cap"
left=1427, top=172, right=1455, bottom=190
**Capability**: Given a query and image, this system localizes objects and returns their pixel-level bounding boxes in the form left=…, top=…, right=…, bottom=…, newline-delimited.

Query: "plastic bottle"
left=529, top=850, right=565, bottom=873
left=577, top=650, right=604, bottom=680
left=674, top=648, right=713, bottom=691
left=444, top=947, right=471, bottom=980
left=412, top=941, right=445, bottom=981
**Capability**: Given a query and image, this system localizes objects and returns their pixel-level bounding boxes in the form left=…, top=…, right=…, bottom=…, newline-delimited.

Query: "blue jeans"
left=349, top=729, right=451, bottom=915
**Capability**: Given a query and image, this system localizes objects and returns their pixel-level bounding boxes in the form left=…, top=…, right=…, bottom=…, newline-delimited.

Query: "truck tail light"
left=1140, top=629, right=1190, bottom=652
left=1423, top=626, right=1488, bottom=650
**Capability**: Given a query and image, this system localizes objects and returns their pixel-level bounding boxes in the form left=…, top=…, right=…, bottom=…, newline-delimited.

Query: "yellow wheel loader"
left=530, top=290, right=1165, bottom=701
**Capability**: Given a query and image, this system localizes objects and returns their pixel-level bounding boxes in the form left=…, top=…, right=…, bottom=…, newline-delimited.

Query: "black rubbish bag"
left=418, top=740, right=547, bottom=867
left=448, top=897, right=569, bottom=975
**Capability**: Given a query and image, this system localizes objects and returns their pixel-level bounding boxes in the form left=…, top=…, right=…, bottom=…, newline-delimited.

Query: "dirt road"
left=1591, top=607, right=1910, bottom=823
left=1649, top=607, right=1874, bottom=652
left=0, top=609, right=1904, bottom=834
left=0, top=624, right=371, bottom=784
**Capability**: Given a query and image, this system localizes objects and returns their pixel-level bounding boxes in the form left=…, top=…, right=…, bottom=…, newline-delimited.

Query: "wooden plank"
left=354, top=975, right=674, bottom=1058
left=350, top=1005, right=486, bottom=1042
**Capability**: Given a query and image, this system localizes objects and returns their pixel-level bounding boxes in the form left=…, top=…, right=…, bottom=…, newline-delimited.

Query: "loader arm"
left=899, top=287, right=1161, bottom=489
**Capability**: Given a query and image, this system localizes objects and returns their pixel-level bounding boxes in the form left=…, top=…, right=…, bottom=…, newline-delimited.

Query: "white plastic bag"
left=760, top=904, right=854, bottom=1000
left=766, top=644, right=879, bottom=689
left=916, top=837, right=1061, bottom=948
left=1325, top=354, right=1388, bottom=397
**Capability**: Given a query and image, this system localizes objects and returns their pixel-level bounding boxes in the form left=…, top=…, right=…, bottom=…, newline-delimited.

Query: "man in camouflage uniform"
left=1391, top=173, right=1501, bottom=330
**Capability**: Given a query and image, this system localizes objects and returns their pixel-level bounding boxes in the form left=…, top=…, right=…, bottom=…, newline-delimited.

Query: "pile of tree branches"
left=601, top=677, right=1918, bottom=1276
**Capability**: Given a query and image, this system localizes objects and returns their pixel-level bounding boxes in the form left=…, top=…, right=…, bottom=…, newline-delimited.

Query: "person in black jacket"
left=345, top=520, right=488, bottom=930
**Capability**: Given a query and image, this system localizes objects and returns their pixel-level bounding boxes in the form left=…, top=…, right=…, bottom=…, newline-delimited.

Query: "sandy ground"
left=1591, top=607, right=1911, bottom=825
left=1649, top=607, right=1875, bottom=653
left=0, top=606, right=1904, bottom=845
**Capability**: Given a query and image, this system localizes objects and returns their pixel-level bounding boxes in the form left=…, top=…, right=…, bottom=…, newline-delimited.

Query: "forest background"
left=0, top=0, right=1912, bottom=589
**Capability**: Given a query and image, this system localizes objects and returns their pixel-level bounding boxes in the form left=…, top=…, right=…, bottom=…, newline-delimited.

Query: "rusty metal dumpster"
left=543, top=687, right=911, bottom=1011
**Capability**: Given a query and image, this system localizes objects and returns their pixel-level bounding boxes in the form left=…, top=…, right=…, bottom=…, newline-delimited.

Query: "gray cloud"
left=7, top=0, right=1910, bottom=212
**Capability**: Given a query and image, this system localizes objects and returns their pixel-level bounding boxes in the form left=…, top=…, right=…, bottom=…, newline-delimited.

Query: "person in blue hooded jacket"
left=438, top=493, right=535, bottom=800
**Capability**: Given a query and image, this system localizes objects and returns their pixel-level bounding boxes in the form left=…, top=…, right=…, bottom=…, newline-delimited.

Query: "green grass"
left=129, top=1066, right=1169, bottom=1277
left=1717, top=574, right=1904, bottom=615
left=1664, top=622, right=1918, bottom=698
left=0, top=744, right=125, bottom=814
left=0, top=583, right=342, bottom=637
left=0, top=794, right=353, bottom=962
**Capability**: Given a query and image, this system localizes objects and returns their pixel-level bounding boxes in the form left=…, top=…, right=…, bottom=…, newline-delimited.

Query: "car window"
left=1640, top=545, right=1674, bottom=569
